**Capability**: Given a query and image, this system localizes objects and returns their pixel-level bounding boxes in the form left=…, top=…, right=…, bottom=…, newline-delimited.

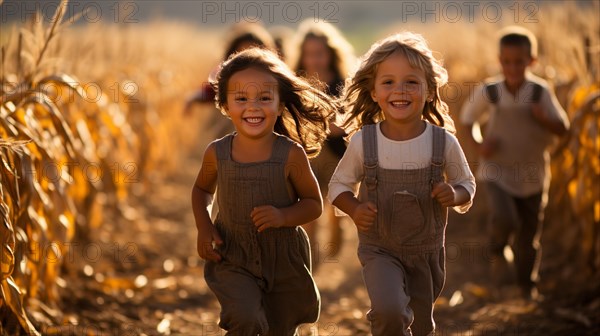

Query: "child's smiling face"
left=370, top=51, right=431, bottom=127
left=224, top=67, right=282, bottom=139
left=301, top=36, right=333, bottom=78
left=499, top=44, right=533, bottom=88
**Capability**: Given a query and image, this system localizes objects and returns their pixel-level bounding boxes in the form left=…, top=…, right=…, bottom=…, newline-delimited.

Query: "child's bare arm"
left=531, top=103, right=568, bottom=136
left=461, top=122, right=499, bottom=159
left=460, top=86, right=500, bottom=159
left=192, top=143, right=222, bottom=262
left=332, top=191, right=377, bottom=233
left=251, top=144, right=322, bottom=232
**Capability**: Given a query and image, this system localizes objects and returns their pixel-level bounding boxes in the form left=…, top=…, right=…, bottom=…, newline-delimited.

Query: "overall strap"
left=362, top=124, right=378, bottom=205
left=430, top=124, right=446, bottom=184
left=215, top=134, right=233, bottom=161
left=270, top=135, right=292, bottom=163
left=431, top=124, right=446, bottom=224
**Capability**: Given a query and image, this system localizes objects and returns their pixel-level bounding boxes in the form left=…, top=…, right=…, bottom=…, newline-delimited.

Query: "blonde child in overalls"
left=329, top=32, right=476, bottom=336
left=191, top=48, right=338, bottom=335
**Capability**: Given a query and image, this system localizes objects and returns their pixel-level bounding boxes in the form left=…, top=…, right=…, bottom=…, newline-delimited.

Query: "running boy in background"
left=460, top=26, right=569, bottom=300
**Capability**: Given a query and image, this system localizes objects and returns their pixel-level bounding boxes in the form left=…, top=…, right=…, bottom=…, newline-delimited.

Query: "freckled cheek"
left=406, top=86, right=420, bottom=94
left=379, top=86, right=394, bottom=96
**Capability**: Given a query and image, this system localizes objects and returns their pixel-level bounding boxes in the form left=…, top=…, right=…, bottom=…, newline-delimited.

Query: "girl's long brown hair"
left=223, top=22, right=276, bottom=59
left=213, top=48, right=338, bottom=158
left=342, top=32, right=455, bottom=135
left=291, top=19, right=356, bottom=89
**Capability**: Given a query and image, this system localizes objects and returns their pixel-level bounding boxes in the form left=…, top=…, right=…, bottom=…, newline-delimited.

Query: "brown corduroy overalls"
left=204, top=134, right=320, bottom=336
left=357, top=123, right=447, bottom=336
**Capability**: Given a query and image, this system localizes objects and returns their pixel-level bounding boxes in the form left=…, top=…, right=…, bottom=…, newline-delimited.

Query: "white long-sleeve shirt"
left=328, top=122, right=476, bottom=214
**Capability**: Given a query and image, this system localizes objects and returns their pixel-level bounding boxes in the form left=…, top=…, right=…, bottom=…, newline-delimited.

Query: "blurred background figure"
left=183, top=22, right=277, bottom=139
left=269, top=25, right=295, bottom=60
left=460, top=26, right=569, bottom=301
left=290, top=19, right=356, bottom=270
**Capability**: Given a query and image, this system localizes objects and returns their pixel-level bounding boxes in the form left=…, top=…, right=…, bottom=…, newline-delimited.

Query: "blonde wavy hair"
left=342, top=32, right=455, bottom=135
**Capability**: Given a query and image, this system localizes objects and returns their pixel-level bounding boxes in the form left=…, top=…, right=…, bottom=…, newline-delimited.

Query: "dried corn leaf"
left=1, top=278, right=40, bottom=335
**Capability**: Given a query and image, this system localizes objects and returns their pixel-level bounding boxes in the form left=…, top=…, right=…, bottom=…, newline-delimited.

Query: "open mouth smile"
left=243, top=117, right=265, bottom=125
left=390, top=100, right=411, bottom=107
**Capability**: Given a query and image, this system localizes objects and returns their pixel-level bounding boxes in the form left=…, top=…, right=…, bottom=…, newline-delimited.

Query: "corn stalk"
left=0, top=1, right=144, bottom=333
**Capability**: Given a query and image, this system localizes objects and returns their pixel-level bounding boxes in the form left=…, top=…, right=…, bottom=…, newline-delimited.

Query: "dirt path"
left=56, top=132, right=598, bottom=336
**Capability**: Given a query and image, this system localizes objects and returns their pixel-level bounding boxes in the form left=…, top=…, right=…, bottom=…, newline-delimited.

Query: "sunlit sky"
left=1, top=1, right=584, bottom=27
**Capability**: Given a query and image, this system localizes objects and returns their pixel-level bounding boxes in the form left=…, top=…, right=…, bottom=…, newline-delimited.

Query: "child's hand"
left=351, top=201, right=378, bottom=232
left=479, top=137, right=499, bottom=159
left=431, top=182, right=457, bottom=207
left=252, top=206, right=285, bottom=232
left=197, top=224, right=223, bottom=262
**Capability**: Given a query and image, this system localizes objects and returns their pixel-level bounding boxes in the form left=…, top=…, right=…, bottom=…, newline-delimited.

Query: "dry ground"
left=52, top=111, right=599, bottom=336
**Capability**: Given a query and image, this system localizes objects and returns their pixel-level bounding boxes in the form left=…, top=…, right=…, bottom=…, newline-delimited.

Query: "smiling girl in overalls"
left=329, top=32, right=476, bottom=336
left=192, top=48, right=338, bottom=335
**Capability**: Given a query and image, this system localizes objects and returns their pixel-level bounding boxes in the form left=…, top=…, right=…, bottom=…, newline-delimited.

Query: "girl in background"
left=291, top=19, right=356, bottom=268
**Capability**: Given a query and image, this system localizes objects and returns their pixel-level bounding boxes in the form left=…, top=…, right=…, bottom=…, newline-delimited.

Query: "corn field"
left=1, top=0, right=599, bottom=335
left=0, top=1, right=216, bottom=333
left=1, top=2, right=139, bottom=334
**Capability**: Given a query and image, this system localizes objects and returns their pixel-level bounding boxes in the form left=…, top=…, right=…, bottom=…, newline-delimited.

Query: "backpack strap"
left=486, top=82, right=543, bottom=104
left=531, top=83, right=543, bottom=103
left=485, top=82, right=500, bottom=104
left=362, top=124, right=378, bottom=205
